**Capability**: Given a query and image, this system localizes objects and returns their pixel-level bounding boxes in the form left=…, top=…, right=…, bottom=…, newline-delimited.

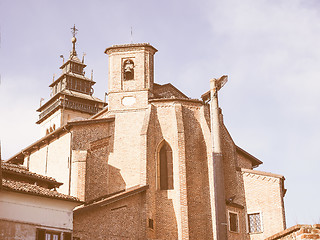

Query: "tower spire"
left=36, top=25, right=106, bottom=134
left=70, top=24, right=78, bottom=57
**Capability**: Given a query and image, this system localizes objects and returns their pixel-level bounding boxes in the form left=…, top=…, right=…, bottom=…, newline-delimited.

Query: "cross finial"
left=71, top=24, right=78, bottom=38
left=70, top=25, right=78, bottom=57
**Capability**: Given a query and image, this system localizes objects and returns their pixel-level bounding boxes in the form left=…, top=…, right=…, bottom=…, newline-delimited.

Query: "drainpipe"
left=210, top=75, right=228, bottom=240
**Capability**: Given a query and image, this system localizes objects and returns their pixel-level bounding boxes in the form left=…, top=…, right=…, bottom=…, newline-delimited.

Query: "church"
left=6, top=27, right=289, bottom=240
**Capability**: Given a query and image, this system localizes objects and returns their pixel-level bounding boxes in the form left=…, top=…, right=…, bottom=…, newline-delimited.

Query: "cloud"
left=200, top=0, right=320, bottom=227
left=0, top=76, right=42, bottom=159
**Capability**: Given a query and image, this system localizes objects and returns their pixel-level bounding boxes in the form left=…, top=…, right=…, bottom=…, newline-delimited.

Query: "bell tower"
left=105, top=43, right=157, bottom=111
left=36, top=25, right=105, bottom=136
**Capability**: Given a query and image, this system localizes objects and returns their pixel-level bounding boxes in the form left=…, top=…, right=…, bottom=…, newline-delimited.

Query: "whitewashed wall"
left=0, top=190, right=79, bottom=230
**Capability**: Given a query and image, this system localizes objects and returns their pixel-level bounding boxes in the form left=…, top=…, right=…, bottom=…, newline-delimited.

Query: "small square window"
left=248, top=213, right=262, bottom=233
left=228, top=212, right=239, bottom=232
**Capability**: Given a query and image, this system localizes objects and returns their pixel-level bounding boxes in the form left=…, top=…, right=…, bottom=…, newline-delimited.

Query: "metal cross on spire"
left=70, top=25, right=78, bottom=56
left=71, top=24, right=78, bottom=37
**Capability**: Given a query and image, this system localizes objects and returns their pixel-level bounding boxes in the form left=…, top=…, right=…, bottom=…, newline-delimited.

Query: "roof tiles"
left=2, top=161, right=61, bottom=185
left=2, top=178, right=80, bottom=202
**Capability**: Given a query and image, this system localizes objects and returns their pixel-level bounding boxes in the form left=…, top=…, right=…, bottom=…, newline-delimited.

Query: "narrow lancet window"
left=158, top=141, right=173, bottom=190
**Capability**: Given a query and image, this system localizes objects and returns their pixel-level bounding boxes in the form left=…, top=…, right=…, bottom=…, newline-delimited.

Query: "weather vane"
left=71, top=24, right=78, bottom=38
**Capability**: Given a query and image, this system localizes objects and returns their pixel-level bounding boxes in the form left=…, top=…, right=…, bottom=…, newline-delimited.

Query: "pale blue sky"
left=1, top=0, right=320, bottom=228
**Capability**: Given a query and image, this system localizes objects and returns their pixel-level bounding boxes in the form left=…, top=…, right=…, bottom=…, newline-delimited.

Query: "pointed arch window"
left=157, top=141, right=173, bottom=190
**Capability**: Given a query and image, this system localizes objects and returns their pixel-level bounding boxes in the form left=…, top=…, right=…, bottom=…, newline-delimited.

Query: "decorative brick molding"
left=89, top=137, right=110, bottom=151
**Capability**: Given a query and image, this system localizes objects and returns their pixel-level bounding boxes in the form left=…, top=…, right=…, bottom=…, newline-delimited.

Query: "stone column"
left=210, top=76, right=228, bottom=240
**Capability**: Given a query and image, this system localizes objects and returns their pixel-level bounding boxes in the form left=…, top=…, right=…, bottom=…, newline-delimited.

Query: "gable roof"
left=152, top=83, right=189, bottom=100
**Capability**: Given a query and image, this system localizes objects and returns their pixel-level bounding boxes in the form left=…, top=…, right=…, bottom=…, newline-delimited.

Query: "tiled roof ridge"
left=1, top=161, right=27, bottom=170
left=2, top=161, right=61, bottom=184
left=2, top=178, right=80, bottom=202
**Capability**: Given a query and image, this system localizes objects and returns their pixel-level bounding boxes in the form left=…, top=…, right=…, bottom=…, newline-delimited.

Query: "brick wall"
left=221, top=121, right=250, bottom=240
left=182, top=104, right=213, bottom=239
left=105, top=110, right=147, bottom=194
left=145, top=101, right=214, bottom=239
left=25, top=121, right=112, bottom=199
left=147, top=102, right=186, bottom=239
left=71, top=122, right=113, bottom=201
left=73, top=192, right=146, bottom=240
left=0, top=220, right=36, bottom=240
left=242, top=169, right=286, bottom=240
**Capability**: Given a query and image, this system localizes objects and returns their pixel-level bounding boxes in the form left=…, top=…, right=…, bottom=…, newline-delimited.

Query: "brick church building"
left=7, top=29, right=291, bottom=239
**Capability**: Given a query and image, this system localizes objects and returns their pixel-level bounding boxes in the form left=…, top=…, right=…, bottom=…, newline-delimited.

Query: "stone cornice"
left=149, top=98, right=203, bottom=104
left=241, top=168, right=285, bottom=179
left=105, top=43, right=158, bottom=55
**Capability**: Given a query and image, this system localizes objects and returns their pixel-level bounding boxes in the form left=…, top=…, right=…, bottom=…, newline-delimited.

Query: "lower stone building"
left=6, top=29, right=291, bottom=239
left=0, top=161, right=81, bottom=240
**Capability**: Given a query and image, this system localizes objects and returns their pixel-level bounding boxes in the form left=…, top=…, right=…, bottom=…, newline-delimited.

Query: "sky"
left=0, top=0, right=319, bottom=228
